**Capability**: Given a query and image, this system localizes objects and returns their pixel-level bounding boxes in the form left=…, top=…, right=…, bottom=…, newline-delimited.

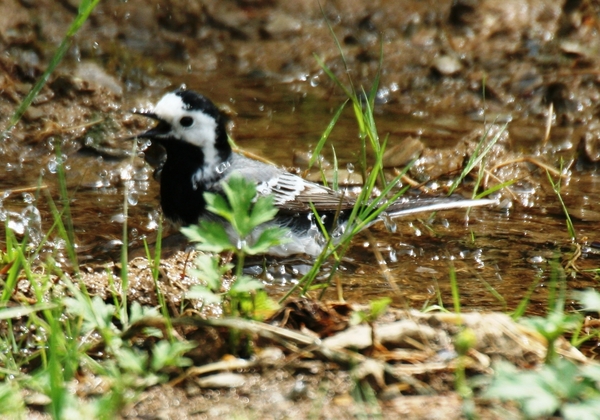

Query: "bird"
left=135, top=88, right=496, bottom=257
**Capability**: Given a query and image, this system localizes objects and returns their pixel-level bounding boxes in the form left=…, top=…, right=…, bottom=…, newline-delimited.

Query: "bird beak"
left=132, top=111, right=171, bottom=139
left=134, top=110, right=159, bottom=120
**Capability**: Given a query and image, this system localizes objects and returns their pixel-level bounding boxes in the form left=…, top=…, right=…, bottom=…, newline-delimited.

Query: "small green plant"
left=570, top=288, right=600, bottom=348
left=484, top=359, right=600, bottom=419
left=182, top=176, right=282, bottom=320
left=482, top=283, right=600, bottom=419
left=519, top=259, right=582, bottom=363
left=349, top=297, right=391, bottom=326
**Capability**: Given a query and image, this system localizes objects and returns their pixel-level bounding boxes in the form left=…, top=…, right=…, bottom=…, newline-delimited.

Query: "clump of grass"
left=0, top=3, right=202, bottom=414
left=0, top=208, right=196, bottom=418
left=277, top=44, right=416, bottom=300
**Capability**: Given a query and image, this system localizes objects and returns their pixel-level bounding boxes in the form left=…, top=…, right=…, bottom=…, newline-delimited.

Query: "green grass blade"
left=313, top=54, right=354, bottom=99
left=331, top=145, right=339, bottom=191
left=511, top=274, right=543, bottom=319
left=448, top=121, right=508, bottom=195
left=43, top=190, right=79, bottom=275
left=53, top=141, right=77, bottom=262
left=309, top=100, right=347, bottom=169
left=318, top=2, right=355, bottom=92
left=449, top=264, right=461, bottom=314
left=546, top=168, right=576, bottom=240
left=2, top=0, right=101, bottom=133
left=474, top=179, right=516, bottom=199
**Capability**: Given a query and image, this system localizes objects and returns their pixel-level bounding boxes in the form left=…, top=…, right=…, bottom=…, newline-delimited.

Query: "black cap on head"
left=175, top=90, right=222, bottom=120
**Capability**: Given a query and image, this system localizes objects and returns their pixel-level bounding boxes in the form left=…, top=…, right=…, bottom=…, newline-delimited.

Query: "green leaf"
left=186, top=285, right=222, bottom=305
left=0, top=382, right=24, bottom=416
left=309, top=100, right=348, bottom=169
left=238, top=289, right=279, bottom=320
left=231, top=276, right=265, bottom=294
left=182, top=220, right=234, bottom=253
left=222, top=177, right=256, bottom=236
left=484, top=361, right=560, bottom=418
left=249, top=195, right=279, bottom=227
left=150, top=340, right=194, bottom=371
left=563, top=400, right=600, bottom=420
left=128, top=301, right=160, bottom=324
left=204, top=193, right=233, bottom=222
left=369, top=297, right=391, bottom=319
left=349, top=311, right=367, bottom=326
left=523, top=312, right=582, bottom=342
left=115, top=347, right=147, bottom=375
left=65, top=295, right=116, bottom=333
left=0, top=302, right=57, bottom=320
left=581, top=363, right=600, bottom=382
left=244, top=227, right=288, bottom=255
left=538, top=359, right=583, bottom=400
left=190, top=254, right=232, bottom=291
left=573, top=289, right=600, bottom=313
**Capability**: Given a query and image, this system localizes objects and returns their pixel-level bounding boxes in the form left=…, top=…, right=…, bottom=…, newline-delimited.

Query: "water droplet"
left=381, top=213, right=397, bottom=233
left=376, top=87, right=390, bottom=104
left=346, top=162, right=355, bottom=173
left=22, top=205, right=42, bottom=245
left=127, top=191, right=138, bottom=206
left=120, top=164, right=133, bottom=181
left=307, top=213, right=317, bottom=231
left=389, top=249, right=397, bottom=262
left=309, top=75, right=320, bottom=87
left=111, top=213, right=126, bottom=223
left=22, top=193, right=34, bottom=204
left=331, top=223, right=345, bottom=238
left=8, top=218, right=24, bottom=235
left=47, top=157, right=58, bottom=173
left=528, top=255, right=546, bottom=264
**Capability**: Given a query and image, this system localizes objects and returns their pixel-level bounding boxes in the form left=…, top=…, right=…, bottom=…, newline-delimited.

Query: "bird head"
left=136, top=89, right=229, bottom=154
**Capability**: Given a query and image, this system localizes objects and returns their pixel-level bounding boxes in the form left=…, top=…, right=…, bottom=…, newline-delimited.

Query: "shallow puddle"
left=2, top=74, right=599, bottom=316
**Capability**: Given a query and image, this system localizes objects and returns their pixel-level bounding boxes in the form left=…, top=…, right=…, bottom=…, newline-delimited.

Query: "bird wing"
left=222, top=153, right=355, bottom=213
left=257, top=172, right=355, bottom=213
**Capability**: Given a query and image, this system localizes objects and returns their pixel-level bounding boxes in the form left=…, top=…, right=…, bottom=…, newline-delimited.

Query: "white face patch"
left=153, top=93, right=218, bottom=150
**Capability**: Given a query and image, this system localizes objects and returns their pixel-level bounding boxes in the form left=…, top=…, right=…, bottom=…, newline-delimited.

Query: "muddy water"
left=3, top=71, right=599, bottom=316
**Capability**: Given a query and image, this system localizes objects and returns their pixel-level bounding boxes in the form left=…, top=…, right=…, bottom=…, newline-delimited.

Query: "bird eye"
left=179, top=116, right=194, bottom=127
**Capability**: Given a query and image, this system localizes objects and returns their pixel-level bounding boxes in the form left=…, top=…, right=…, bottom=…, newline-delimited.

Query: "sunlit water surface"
left=2, top=73, right=600, bottom=316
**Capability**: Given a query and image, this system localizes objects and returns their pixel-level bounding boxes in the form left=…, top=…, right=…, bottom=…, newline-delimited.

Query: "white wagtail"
left=135, top=89, right=495, bottom=257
